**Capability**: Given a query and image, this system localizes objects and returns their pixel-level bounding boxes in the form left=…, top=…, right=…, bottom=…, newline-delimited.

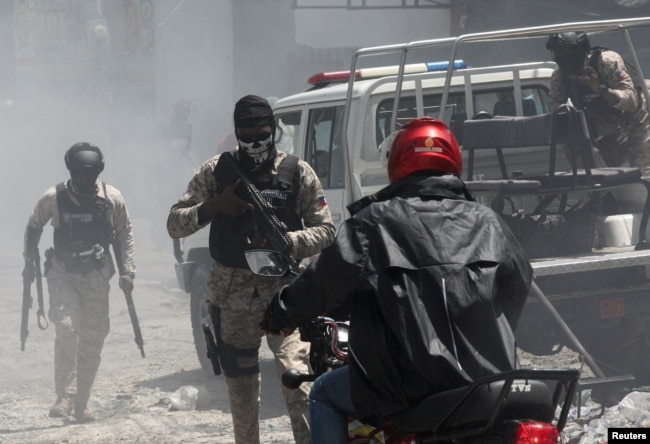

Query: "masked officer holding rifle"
left=22, top=142, right=136, bottom=422
left=167, top=95, right=335, bottom=444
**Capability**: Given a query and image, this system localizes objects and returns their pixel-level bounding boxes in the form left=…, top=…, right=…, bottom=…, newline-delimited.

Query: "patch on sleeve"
left=615, top=70, right=628, bottom=81
left=318, top=196, right=328, bottom=207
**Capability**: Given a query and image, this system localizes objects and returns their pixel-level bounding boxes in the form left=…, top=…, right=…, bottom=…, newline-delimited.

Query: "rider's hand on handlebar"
left=260, top=293, right=297, bottom=334
left=261, top=326, right=296, bottom=337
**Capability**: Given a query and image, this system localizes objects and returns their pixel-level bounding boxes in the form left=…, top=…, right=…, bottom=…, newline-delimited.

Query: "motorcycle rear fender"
left=391, top=369, right=579, bottom=436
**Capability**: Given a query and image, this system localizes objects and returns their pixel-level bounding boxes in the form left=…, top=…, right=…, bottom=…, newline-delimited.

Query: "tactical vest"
left=567, top=48, right=647, bottom=124
left=209, top=154, right=302, bottom=269
left=53, top=182, right=111, bottom=274
left=566, top=73, right=622, bottom=123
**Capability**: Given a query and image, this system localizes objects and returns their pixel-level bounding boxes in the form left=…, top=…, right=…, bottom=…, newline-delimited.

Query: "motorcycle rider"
left=23, top=142, right=135, bottom=421
left=547, top=31, right=650, bottom=175
left=261, top=117, right=533, bottom=444
left=167, top=94, right=336, bottom=444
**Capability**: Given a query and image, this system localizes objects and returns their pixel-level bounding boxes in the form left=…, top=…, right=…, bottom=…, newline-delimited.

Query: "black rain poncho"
left=276, top=173, right=533, bottom=420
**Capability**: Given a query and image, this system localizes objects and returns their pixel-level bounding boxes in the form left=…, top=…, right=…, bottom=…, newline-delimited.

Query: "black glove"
left=119, top=274, right=134, bottom=293
left=200, top=180, right=253, bottom=220
left=260, top=291, right=296, bottom=334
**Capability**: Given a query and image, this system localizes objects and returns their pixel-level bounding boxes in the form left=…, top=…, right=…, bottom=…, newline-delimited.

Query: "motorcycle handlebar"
left=281, top=368, right=317, bottom=390
left=282, top=316, right=349, bottom=390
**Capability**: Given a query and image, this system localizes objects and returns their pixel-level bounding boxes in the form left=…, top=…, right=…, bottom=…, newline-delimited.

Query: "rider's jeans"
left=309, top=366, right=354, bottom=444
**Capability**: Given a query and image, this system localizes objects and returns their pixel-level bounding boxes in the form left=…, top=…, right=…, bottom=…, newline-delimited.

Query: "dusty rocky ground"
left=0, top=242, right=646, bottom=443
left=1, top=245, right=295, bottom=444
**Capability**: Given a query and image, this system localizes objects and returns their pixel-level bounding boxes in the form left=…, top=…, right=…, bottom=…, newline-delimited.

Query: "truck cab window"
left=306, top=106, right=345, bottom=189
left=275, top=111, right=301, bottom=156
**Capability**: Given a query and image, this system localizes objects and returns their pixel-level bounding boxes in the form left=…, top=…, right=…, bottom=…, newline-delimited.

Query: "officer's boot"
left=73, top=389, right=95, bottom=422
left=49, top=396, right=73, bottom=418
left=74, top=367, right=97, bottom=422
left=74, top=377, right=97, bottom=422
left=51, top=325, right=76, bottom=418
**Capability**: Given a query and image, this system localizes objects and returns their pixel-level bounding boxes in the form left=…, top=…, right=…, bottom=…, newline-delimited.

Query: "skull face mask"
left=233, top=95, right=277, bottom=171
left=238, top=134, right=274, bottom=167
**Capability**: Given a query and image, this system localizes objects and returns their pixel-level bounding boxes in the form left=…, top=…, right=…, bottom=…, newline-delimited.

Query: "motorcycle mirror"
left=244, top=249, right=291, bottom=277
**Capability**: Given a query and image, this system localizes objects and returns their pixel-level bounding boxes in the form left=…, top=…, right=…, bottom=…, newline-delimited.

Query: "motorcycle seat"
left=391, top=378, right=553, bottom=433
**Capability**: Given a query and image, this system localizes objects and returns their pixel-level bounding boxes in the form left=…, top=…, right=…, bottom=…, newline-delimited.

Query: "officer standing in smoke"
left=23, top=142, right=136, bottom=422
left=167, top=94, right=335, bottom=444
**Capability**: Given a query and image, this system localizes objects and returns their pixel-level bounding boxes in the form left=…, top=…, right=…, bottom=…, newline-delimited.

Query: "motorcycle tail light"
left=398, top=433, right=417, bottom=443
left=511, top=420, right=559, bottom=444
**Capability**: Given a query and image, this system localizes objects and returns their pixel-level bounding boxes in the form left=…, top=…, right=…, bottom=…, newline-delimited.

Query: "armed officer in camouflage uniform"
left=23, top=142, right=135, bottom=422
left=167, top=95, right=335, bottom=444
left=547, top=31, right=650, bottom=175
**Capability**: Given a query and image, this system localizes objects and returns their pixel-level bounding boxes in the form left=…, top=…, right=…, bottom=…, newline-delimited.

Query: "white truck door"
left=304, top=105, right=347, bottom=228
left=276, top=105, right=347, bottom=229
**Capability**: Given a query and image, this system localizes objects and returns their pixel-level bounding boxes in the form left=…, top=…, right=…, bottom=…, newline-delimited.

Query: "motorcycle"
left=245, top=249, right=581, bottom=444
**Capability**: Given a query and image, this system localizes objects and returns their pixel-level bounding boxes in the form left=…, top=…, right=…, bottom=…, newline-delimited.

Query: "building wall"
left=231, top=1, right=456, bottom=99
left=155, top=0, right=234, bottom=160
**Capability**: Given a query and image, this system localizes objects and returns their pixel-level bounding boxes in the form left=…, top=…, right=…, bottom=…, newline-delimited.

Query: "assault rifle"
left=110, top=236, right=145, bottom=358
left=21, top=248, right=48, bottom=351
left=215, top=152, right=295, bottom=264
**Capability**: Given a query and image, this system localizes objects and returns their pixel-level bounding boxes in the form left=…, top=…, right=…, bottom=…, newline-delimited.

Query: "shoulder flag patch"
left=615, top=70, right=628, bottom=81
left=318, top=196, right=328, bottom=207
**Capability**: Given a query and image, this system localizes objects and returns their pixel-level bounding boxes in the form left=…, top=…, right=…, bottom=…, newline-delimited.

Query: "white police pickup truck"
left=176, top=17, right=650, bottom=391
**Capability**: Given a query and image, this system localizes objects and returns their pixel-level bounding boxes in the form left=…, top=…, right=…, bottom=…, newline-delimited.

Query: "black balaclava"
left=233, top=95, right=277, bottom=172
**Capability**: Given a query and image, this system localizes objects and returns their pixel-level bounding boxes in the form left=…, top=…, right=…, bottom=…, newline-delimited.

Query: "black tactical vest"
left=209, top=154, right=302, bottom=269
left=565, top=49, right=634, bottom=125
left=53, top=182, right=111, bottom=274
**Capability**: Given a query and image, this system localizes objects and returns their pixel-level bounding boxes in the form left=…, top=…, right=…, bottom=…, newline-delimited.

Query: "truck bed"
left=531, top=247, right=650, bottom=277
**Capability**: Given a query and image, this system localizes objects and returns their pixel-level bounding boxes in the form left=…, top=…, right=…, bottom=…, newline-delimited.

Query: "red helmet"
left=383, top=117, right=462, bottom=183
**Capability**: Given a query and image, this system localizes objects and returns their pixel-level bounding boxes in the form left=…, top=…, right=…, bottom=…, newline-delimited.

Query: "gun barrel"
left=124, top=290, right=145, bottom=358
left=21, top=274, right=33, bottom=351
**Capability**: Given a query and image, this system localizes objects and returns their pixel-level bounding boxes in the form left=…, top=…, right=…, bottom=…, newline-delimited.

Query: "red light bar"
left=308, top=70, right=361, bottom=85
left=307, top=60, right=466, bottom=86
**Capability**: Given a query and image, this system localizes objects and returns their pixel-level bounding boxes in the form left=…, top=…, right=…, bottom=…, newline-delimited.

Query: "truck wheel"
left=190, top=264, right=214, bottom=376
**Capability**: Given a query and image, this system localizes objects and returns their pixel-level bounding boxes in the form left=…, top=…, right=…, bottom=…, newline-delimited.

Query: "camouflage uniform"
left=25, top=179, right=135, bottom=416
left=549, top=49, right=650, bottom=176
left=168, top=150, right=335, bottom=444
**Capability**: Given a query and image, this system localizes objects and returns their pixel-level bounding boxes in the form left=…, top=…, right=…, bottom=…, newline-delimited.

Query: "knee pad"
left=219, top=343, right=260, bottom=378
